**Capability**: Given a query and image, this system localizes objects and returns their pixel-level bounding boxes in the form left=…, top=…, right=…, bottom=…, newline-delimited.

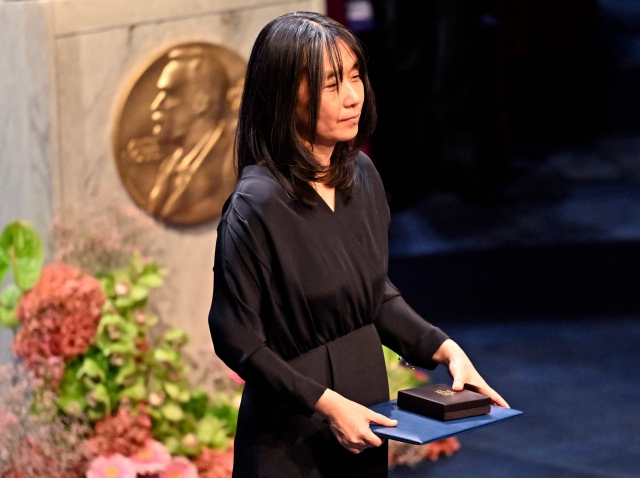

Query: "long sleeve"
left=208, top=217, right=327, bottom=417
left=374, top=278, right=449, bottom=370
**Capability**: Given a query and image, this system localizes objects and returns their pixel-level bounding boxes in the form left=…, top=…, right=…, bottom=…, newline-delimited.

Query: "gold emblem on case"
left=435, top=389, right=456, bottom=396
left=113, top=42, right=246, bottom=225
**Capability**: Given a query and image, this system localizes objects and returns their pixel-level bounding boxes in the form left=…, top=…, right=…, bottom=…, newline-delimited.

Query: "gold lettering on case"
left=435, top=389, right=456, bottom=396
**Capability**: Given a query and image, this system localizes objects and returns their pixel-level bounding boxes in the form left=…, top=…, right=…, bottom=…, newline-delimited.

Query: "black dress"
left=208, top=153, right=448, bottom=477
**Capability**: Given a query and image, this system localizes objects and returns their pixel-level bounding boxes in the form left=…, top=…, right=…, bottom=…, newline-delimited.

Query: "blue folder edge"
left=369, top=400, right=523, bottom=445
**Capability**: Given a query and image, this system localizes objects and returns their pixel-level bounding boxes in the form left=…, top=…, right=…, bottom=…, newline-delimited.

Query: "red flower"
left=86, top=406, right=153, bottom=458
left=194, top=443, right=234, bottom=478
left=12, top=264, right=105, bottom=383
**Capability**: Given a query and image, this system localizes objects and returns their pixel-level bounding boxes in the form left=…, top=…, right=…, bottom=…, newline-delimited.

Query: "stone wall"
left=0, top=0, right=324, bottom=378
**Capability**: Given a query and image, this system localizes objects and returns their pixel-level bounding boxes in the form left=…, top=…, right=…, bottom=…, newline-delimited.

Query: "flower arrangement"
left=0, top=221, right=238, bottom=477
left=0, top=220, right=458, bottom=476
left=0, top=363, right=91, bottom=477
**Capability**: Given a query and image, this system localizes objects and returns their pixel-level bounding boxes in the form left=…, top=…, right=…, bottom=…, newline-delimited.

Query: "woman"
left=208, top=11, right=508, bottom=477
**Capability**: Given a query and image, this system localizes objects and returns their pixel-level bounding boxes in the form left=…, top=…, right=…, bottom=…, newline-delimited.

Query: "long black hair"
left=236, top=11, right=376, bottom=205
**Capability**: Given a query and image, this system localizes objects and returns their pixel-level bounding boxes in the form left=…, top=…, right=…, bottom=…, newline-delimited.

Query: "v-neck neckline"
left=311, top=185, right=338, bottom=214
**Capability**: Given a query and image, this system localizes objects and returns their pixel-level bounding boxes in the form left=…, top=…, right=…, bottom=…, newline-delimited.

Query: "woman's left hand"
left=432, top=339, right=510, bottom=408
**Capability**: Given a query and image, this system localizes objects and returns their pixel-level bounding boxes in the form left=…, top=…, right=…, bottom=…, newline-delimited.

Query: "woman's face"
left=296, top=41, right=364, bottom=153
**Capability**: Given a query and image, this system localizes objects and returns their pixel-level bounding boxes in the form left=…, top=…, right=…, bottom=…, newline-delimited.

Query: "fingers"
left=328, top=406, right=392, bottom=454
left=446, top=353, right=510, bottom=408
left=367, top=411, right=397, bottom=428
left=463, top=382, right=511, bottom=408
left=482, top=386, right=510, bottom=408
left=364, top=429, right=384, bottom=448
left=336, top=426, right=385, bottom=454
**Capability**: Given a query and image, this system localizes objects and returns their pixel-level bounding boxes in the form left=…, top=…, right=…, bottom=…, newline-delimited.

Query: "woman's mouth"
left=341, top=114, right=360, bottom=124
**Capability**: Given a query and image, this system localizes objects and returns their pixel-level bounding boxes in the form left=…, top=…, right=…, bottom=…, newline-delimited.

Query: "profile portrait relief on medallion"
left=113, top=42, right=246, bottom=225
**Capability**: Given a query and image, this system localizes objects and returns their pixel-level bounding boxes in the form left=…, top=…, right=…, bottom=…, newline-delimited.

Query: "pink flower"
left=161, top=457, right=198, bottom=478
left=130, top=440, right=171, bottom=474
left=86, top=454, right=136, bottom=478
left=412, top=370, right=428, bottom=382
left=0, top=411, right=19, bottom=433
left=228, top=370, right=245, bottom=385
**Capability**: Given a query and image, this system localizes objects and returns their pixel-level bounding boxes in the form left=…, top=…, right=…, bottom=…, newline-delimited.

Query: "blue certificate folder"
left=369, top=400, right=522, bottom=445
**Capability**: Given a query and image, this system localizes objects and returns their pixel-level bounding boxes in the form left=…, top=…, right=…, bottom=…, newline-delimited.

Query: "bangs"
left=237, top=11, right=376, bottom=206
left=302, top=24, right=365, bottom=144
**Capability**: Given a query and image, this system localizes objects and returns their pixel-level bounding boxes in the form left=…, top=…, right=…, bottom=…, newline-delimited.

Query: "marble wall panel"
left=0, top=1, right=56, bottom=239
left=0, top=2, right=57, bottom=365
left=0, top=0, right=324, bottom=372
left=52, top=0, right=324, bottom=382
left=53, top=0, right=293, bottom=37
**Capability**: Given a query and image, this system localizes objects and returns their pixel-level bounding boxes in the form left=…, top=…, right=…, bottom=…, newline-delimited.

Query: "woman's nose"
left=342, top=81, right=362, bottom=107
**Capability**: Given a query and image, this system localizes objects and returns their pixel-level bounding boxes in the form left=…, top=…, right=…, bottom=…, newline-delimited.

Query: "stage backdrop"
left=0, top=0, right=324, bottom=384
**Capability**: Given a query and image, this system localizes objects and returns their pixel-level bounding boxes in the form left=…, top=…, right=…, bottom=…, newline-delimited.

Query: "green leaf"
left=160, top=401, right=185, bottom=422
left=101, top=299, right=117, bottom=315
left=97, top=313, right=125, bottom=328
left=153, top=347, right=179, bottom=365
left=184, top=390, right=210, bottom=419
left=196, top=415, right=230, bottom=450
left=119, top=377, right=147, bottom=401
left=0, top=246, right=10, bottom=284
left=100, top=276, right=116, bottom=298
left=1, top=284, right=22, bottom=308
left=163, top=436, right=180, bottom=455
left=145, top=314, right=159, bottom=327
left=146, top=406, right=162, bottom=421
left=205, top=396, right=239, bottom=437
left=163, top=382, right=181, bottom=400
left=59, top=360, right=86, bottom=396
left=0, top=306, right=19, bottom=328
left=102, top=340, right=139, bottom=356
left=113, top=296, right=134, bottom=309
left=96, top=314, right=140, bottom=355
left=87, top=383, right=111, bottom=415
left=87, top=408, right=107, bottom=421
left=178, top=389, right=191, bottom=403
left=114, top=360, right=138, bottom=385
left=0, top=221, right=44, bottom=291
left=137, top=273, right=163, bottom=288
left=57, top=396, right=86, bottom=415
left=76, top=357, right=106, bottom=383
left=162, top=328, right=188, bottom=347
left=196, top=415, right=225, bottom=446
left=128, top=284, right=148, bottom=303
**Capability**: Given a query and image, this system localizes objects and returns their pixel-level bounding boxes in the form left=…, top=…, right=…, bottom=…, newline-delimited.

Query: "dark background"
left=328, top=0, right=640, bottom=321
left=328, top=1, right=640, bottom=476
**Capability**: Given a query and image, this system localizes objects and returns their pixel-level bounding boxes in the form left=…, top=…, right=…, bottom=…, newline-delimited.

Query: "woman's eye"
left=325, top=83, right=338, bottom=89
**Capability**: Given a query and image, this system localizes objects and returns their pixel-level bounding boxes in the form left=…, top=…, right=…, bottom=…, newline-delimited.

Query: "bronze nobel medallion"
left=113, top=42, right=245, bottom=225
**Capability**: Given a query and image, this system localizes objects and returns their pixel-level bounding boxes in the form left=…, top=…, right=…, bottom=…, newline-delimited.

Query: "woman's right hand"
left=314, top=388, right=397, bottom=454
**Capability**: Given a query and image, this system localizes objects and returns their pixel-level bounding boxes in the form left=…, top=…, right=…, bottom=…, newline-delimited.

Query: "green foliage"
left=0, top=221, right=44, bottom=290
left=1, top=221, right=240, bottom=459
left=49, top=252, right=239, bottom=455
left=0, top=221, right=44, bottom=329
left=0, top=284, right=21, bottom=328
left=383, top=346, right=430, bottom=399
